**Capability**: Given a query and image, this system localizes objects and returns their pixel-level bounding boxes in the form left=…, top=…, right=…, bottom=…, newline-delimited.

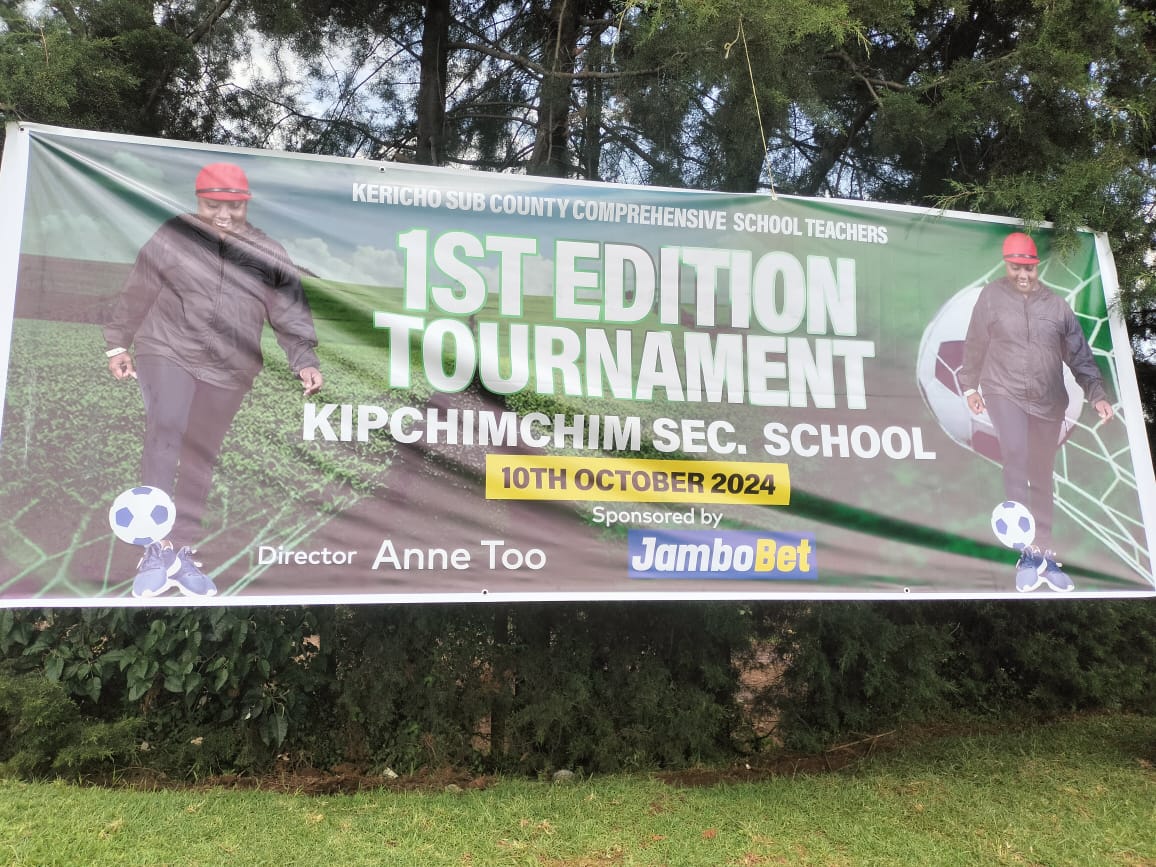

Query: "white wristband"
left=963, top=388, right=977, bottom=397
left=106, top=347, right=129, bottom=358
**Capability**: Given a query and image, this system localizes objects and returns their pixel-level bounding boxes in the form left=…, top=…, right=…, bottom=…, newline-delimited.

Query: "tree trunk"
left=487, top=604, right=512, bottom=770
left=415, top=0, right=451, bottom=166
left=527, top=0, right=580, bottom=177
left=580, top=43, right=603, bottom=181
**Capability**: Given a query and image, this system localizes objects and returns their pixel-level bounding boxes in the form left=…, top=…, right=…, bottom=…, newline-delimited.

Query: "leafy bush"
left=933, top=599, right=1156, bottom=716
left=748, top=599, right=1156, bottom=751
left=2, top=598, right=1154, bottom=777
left=754, top=603, right=952, bottom=752
left=499, top=603, right=748, bottom=773
left=311, top=602, right=748, bottom=775
left=0, top=607, right=329, bottom=776
left=317, top=604, right=496, bottom=773
left=0, top=663, right=138, bottom=779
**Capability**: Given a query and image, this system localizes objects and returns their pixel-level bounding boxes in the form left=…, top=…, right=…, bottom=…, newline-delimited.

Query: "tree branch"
left=447, top=39, right=664, bottom=79
left=185, top=0, right=235, bottom=46
left=48, top=2, right=84, bottom=37
left=141, top=0, right=238, bottom=123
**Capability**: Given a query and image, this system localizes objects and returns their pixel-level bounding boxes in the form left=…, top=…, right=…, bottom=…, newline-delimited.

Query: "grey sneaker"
left=1015, top=547, right=1045, bottom=593
left=171, top=547, right=217, bottom=597
left=131, top=542, right=179, bottom=598
left=1039, top=551, right=1074, bottom=592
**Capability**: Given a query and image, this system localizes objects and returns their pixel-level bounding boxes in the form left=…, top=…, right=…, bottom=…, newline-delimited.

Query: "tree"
left=0, top=0, right=267, bottom=149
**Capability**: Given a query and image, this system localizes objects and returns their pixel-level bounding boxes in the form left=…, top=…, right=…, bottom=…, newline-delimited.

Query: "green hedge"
left=0, top=599, right=1153, bottom=779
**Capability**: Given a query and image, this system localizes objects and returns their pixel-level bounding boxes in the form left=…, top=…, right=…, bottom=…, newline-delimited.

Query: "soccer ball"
left=108, top=486, right=176, bottom=546
left=990, top=500, right=1036, bottom=549
left=916, top=284, right=1085, bottom=462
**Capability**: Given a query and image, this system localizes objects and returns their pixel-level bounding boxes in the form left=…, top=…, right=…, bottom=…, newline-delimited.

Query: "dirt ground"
left=106, top=732, right=895, bottom=796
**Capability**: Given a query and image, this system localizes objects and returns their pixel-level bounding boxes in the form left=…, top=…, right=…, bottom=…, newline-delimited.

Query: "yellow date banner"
left=485, top=455, right=790, bottom=505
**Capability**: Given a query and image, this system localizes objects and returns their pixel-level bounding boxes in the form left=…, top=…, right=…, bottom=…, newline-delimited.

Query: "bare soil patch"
left=102, top=729, right=897, bottom=795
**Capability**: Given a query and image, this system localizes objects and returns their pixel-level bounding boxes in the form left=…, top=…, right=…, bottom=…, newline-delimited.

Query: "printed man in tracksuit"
left=960, top=232, right=1113, bottom=592
left=105, top=163, right=322, bottom=598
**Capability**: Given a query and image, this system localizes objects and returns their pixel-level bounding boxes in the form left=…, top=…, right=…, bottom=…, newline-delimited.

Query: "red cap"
left=1002, top=232, right=1039, bottom=264
left=195, top=163, right=251, bottom=200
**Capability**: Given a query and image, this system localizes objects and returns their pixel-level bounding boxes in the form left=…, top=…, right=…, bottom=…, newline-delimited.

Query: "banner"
left=1, top=123, right=1153, bottom=604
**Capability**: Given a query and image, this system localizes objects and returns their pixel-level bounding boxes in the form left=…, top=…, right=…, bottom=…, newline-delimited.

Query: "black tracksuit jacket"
left=104, top=214, right=320, bottom=390
left=960, top=276, right=1109, bottom=421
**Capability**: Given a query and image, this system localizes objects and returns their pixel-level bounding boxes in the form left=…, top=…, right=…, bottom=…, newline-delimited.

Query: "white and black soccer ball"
left=108, top=486, right=176, bottom=546
left=916, top=285, right=1084, bottom=462
left=990, top=500, right=1036, bottom=550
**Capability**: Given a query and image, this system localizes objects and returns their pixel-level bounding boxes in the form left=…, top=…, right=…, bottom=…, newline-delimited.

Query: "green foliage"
left=2, top=598, right=1155, bottom=775
left=0, top=602, right=751, bottom=776
left=0, top=0, right=269, bottom=149
left=499, top=603, right=748, bottom=773
left=0, top=606, right=328, bottom=776
left=750, top=599, right=1156, bottom=751
left=934, top=600, right=1156, bottom=717
left=756, top=603, right=952, bottom=752
left=0, top=16, right=141, bottom=137
left=0, top=663, right=138, bottom=779
left=618, top=0, right=859, bottom=190
left=307, top=605, right=491, bottom=772
left=296, top=603, right=748, bottom=775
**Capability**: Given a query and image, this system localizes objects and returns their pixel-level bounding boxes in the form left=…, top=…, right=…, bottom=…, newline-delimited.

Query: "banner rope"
left=725, top=18, right=777, bottom=200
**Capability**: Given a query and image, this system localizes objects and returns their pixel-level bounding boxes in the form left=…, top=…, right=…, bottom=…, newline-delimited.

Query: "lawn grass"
left=0, top=714, right=1152, bottom=866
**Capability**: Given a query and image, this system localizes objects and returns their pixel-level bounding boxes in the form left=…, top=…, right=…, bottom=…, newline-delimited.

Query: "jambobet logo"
left=628, top=530, right=817, bottom=580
